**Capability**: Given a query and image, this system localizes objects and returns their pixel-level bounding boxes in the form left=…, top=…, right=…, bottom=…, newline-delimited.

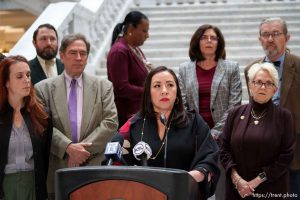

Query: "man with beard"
left=29, top=23, right=64, bottom=85
left=245, top=17, right=300, bottom=196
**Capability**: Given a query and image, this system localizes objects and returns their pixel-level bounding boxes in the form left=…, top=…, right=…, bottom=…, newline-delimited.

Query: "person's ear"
left=59, top=52, right=65, bottom=64
left=285, top=33, right=290, bottom=42
left=32, top=39, right=37, bottom=48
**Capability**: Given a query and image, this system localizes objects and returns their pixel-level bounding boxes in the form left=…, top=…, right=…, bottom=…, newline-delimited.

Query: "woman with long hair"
left=119, top=66, right=220, bottom=199
left=0, top=55, right=52, bottom=200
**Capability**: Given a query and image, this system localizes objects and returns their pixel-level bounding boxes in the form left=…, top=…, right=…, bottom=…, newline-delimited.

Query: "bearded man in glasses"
left=245, top=17, right=300, bottom=196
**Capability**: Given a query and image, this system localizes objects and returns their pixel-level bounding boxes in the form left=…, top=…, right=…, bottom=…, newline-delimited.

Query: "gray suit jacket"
left=178, top=59, right=242, bottom=137
left=35, top=72, right=118, bottom=192
left=245, top=52, right=300, bottom=169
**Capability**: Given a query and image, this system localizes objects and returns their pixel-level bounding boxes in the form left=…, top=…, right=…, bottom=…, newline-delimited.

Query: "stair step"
left=129, top=1, right=300, bottom=103
left=137, top=2, right=300, bottom=11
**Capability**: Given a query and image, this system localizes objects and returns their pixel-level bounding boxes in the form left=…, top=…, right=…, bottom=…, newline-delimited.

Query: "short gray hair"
left=259, top=17, right=288, bottom=35
left=248, top=62, right=279, bottom=87
left=59, top=33, right=90, bottom=54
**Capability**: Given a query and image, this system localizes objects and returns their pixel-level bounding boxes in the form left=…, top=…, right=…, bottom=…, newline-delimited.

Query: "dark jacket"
left=220, top=101, right=295, bottom=199
left=245, top=52, right=300, bottom=169
left=0, top=104, right=52, bottom=199
left=29, top=57, right=64, bottom=85
left=119, top=111, right=220, bottom=199
left=107, top=37, right=149, bottom=125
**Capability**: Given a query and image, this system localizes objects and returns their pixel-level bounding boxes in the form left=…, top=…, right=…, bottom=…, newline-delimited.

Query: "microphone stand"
left=163, top=130, right=168, bottom=168
left=160, top=114, right=168, bottom=168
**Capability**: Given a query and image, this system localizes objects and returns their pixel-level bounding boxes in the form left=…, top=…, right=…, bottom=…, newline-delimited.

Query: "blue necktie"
left=68, top=79, right=78, bottom=143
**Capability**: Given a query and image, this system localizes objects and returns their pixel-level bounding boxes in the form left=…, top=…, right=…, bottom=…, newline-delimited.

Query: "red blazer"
left=107, top=37, right=148, bottom=122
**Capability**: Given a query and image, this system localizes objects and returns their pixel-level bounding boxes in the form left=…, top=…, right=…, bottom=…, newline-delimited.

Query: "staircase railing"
left=9, top=0, right=133, bottom=75
left=139, top=0, right=299, bottom=5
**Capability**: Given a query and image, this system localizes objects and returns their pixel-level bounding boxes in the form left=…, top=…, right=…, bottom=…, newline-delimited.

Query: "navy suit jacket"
left=29, top=57, right=64, bottom=85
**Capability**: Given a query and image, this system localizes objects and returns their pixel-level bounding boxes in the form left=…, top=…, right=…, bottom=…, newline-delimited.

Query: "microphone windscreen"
left=104, top=142, right=122, bottom=162
left=133, top=141, right=152, bottom=160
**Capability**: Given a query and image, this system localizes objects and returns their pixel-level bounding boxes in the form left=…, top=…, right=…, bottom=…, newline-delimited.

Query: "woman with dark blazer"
left=107, top=11, right=152, bottom=127
left=220, top=62, right=295, bottom=199
left=0, top=56, right=52, bottom=200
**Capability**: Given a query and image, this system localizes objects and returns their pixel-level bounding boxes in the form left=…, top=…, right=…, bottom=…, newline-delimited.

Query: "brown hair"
left=0, top=55, right=49, bottom=134
left=33, top=23, right=58, bottom=42
left=189, top=24, right=226, bottom=62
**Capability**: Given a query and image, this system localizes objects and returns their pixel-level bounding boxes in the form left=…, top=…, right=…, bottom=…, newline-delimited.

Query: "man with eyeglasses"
left=245, top=17, right=300, bottom=196
left=29, top=23, right=64, bottom=85
left=35, top=33, right=118, bottom=199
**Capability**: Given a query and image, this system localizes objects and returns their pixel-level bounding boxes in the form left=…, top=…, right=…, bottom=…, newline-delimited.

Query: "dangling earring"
left=129, top=32, right=132, bottom=36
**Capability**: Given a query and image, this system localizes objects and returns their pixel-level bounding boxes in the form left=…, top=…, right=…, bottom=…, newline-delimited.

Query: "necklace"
left=251, top=108, right=267, bottom=125
left=140, top=115, right=172, bottom=160
left=128, top=45, right=152, bottom=72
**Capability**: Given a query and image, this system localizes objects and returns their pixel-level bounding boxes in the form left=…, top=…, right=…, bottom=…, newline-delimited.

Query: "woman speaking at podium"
left=119, top=66, right=220, bottom=199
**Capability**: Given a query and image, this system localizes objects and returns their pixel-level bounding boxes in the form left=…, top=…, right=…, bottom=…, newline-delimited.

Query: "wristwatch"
left=258, top=172, right=267, bottom=182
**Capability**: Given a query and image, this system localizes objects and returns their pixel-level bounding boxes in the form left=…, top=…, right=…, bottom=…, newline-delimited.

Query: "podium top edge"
left=56, top=165, right=188, bottom=174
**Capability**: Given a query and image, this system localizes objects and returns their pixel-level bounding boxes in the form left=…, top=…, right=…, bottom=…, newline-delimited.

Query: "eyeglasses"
left=200, top=35, right=218, bottom=42
left=260, top=31, right=284, bottom=39
left=67, top=50, right=88, bottom=58
left=252, top=80, right=275, bottom=89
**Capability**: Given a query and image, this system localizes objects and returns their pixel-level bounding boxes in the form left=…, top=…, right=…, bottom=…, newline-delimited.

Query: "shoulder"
left=186, top=110, right=207, bottom=128
left=179, top=60, right=195, bottom=69
left=29, top=57, right=39, bottom=67
left=29, top=57, right=38, bottom=63
left=218, top=59, right=239, bottom=71
left=219, top=59, right=238, bottom=66
left=274, top=105, right=292, bottom=118
left=84, top=73, right=112, bottom=89
left=286, top=52, right=300, bottom=65
left=245, top=58, right=262, bottom=72
left=109, top=39, right=130, bottom=54
left=228, top=104, right=248, bottom=116
left=178, top=61, right=196, bottom=74
left=35, top=75, right=62, bottom=90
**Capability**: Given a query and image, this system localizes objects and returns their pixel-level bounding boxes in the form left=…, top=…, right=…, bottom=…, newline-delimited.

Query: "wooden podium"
left=55, top=166, right=200, bottom=200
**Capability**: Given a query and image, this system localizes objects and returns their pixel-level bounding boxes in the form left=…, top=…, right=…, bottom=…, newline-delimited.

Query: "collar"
left=64, top=72, right=83, bottom=88
left=265, top=52, right=286, bottom=67
left=37, top=55, right=56, bottom=66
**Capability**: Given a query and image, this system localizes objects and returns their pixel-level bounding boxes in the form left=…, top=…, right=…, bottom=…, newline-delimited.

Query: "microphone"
left=160, top=113, right=167, bottom=126
left=160, top=113, right=168, bottom=168
left=104, top=134, right=124, bottom=165
left=132, top=141, right=152, bottom=166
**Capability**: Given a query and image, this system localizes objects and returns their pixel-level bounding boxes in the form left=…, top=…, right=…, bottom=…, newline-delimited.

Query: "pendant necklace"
left=140, top=115, right=173, bottom=160
left=250, top=108, right=267, bottom=125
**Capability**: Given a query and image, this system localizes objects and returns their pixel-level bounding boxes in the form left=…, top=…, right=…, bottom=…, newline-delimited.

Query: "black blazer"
left=29, top=57, right=64, bottom=85
left=0, top=104, right=52, bottom=199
